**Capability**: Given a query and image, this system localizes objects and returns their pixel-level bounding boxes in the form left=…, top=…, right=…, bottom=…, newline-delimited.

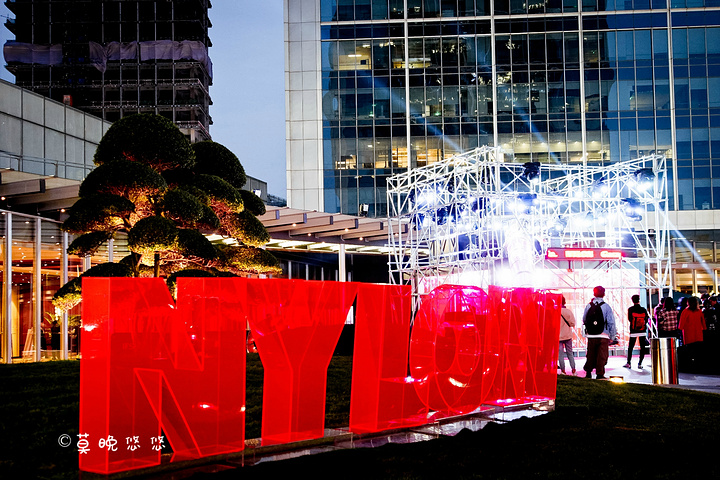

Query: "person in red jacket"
left=679, top=296, right=706, bottom=344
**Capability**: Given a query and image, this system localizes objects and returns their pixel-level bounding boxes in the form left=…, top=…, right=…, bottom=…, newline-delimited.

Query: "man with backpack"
left=624, top=294, right=649, bottom=369
left=583, top=285, right=617, bottom=379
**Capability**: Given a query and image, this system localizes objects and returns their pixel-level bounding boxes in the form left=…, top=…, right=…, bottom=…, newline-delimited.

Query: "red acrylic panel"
left=409, top=284, right=491, bottom=415
left=484, top=286, right=560, bottom=405
left=243, top=278, right=358, bottom=445
left=349, top=283, right=428, bottom=433
left=531, top=291, right=562, bottom=400
left=79, top=278, right=246, bottom=475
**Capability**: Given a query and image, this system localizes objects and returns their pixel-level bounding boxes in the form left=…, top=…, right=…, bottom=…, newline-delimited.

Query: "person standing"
left=679, top=296, right=706, bottom=344
left=624, top=294, right=649, bottom=369
left=704, top=296, right=718, bottom=331
left=558, top=296, right=576, bottom=375
left=658, top=297, right=681, bottom=341
left=583, top=286, right=617, bottom=380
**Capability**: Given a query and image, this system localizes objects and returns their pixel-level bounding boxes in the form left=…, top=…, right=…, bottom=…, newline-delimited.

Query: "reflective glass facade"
left=285, top=0, right=720, bottom=217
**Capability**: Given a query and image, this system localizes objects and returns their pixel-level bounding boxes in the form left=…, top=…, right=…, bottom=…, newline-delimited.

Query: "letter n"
left=79, top=278, right=246, bottom=474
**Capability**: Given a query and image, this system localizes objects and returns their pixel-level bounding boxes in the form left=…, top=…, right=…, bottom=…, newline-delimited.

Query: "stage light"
left=592, top=176, right=609, bottom=199
left=548, top=217, right=567, bottom=236
left=436, top=206, right=450, bottom=225
left=523, top=162, right=541, bottom=184
left=417, top=189, right=439, bottom=207
left=621, top=198, right=643, bottom=220
left=633, top=168, right=655, bottom=192
left=509, top=193, right=538, bottom=214
left=595, top=209, right=609, bottom=225
left=579, top=212, right=594, bottom=228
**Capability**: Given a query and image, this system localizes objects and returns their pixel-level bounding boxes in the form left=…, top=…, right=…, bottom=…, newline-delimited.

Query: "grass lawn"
left=1, top=356, right=719, bottom=479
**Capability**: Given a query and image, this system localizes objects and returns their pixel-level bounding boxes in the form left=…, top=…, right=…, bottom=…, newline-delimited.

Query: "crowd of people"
left=654, top=293, right=718, bottom=344
left=558, top=287, right=717, bottom=379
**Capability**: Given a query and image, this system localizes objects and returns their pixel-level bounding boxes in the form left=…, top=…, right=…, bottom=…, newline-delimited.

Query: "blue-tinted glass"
left=621, top=118, right=636, bottom=130
left=634, top=13, right=652, bottom=28
left=635, top=31, right=652, bottom=61
left=691, top=81, right=709, bottom=109
left=510, top=0, right=526, bottom=13
left=441, top=0, right=459, bottom=16
left=495, top=0, right=509, bottom=14
left=321, top=0, right=339, bottom=21
left=564, top=0, right=578, bottom=11
left=425, top=0, right=441, bottom=16
left=458, top=0, right=475, bottom=15
left=337, top=0, right=354, bottom=20
left=613, top=14, right=634, bottom=29
left=604, top=119, right=619, bottom=130
left=694, top=141, right=711, bottom=157
left=652, top=0, right=666, bottom=7
left=356, top=0, right=372, bottom=19
left=638, top=117, right=655, bottom=130
left=673, top=30, right=688, bottom=60
left=688, top=29, right=706, bottom=65
left=616, top=31, right=634, bottom=64
left=372, top=0, right=389, bottom=19
left=388, top=0, right=404, bottom=17
left=693, top=116, right=709, bottom=128
left=710, top=80, right=720, bottom=109
left=696, top=184, right=712, bottom=209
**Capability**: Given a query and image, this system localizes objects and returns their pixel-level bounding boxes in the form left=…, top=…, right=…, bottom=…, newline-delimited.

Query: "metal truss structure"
left=387, top=146, right=672, bottom=337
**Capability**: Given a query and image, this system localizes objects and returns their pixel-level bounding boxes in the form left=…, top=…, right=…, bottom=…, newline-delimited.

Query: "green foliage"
left=226, top=210, right=270, bottom=247
left=78, top=160, right=167, bottom=199
left=55, top=114, right=278, bottom=311
left=127, top=216, right=178, bottom=255
left=192, top=140, right=247, bottom=189
left=176, top=229, right=218, bottom=261
left=216, top=245, right=281, bottom=275
left=67, top=231, right=113, bottom=257
left=93, top=113, right=195, bottom=171
left=161, top=188, right=205, bottom=224
left=51, top=262, right=134, bottom=311
left=239, top=188, right=266, bottom=216
left=193, top=174, right=244, bottom=213
left=197, top=204, right=222, bottom=230
left=62, top=194, right=135, bottom=234
left=51, top=277, right=82, bottom=312
left=166, top=269, right=216, bottom=299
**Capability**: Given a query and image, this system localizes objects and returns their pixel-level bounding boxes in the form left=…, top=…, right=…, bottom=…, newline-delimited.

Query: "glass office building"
left=287, top=0, right=720, bottom=215
left=285, top=0, right=720, bottom=291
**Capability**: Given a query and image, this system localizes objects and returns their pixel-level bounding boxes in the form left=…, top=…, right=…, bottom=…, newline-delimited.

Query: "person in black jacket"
left=624, top=295, right=649, bottom=369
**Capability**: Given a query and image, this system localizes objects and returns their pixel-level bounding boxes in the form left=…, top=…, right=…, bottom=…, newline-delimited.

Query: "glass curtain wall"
left=0, top=211, right=84, bottom=363
left=319, top=0, right=720, bottom=216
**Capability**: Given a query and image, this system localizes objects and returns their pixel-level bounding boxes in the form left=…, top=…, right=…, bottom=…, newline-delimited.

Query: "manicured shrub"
left=192, top=140, right=247, bottom=189
left=93, top=113, right=195, bottom=171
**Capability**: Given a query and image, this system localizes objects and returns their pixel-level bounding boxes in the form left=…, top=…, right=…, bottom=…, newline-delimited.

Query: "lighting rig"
left=386, top=146, right=672, bottom=329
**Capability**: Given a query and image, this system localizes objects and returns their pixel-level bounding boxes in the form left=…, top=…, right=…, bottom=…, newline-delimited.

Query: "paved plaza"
left=565, top=354, right=720, bottom=395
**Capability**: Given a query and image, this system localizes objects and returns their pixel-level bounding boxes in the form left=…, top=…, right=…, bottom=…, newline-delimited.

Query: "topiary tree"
left=53, top=113, right=280, bottom=311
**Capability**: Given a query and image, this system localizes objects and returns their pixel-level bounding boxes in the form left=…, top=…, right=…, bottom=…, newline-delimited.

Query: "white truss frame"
left=387, top=146, right=672, bottom=337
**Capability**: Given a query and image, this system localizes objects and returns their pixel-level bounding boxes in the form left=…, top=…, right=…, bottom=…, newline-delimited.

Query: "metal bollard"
left=651, top=337, right=678, bottom=385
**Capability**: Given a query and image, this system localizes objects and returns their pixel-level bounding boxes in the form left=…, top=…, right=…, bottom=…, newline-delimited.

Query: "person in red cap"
left=582, top=285, right=617, bottom=379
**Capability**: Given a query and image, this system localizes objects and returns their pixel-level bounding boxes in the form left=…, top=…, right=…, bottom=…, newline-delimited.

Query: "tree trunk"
left=154, top=252, right=160, bottom=277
